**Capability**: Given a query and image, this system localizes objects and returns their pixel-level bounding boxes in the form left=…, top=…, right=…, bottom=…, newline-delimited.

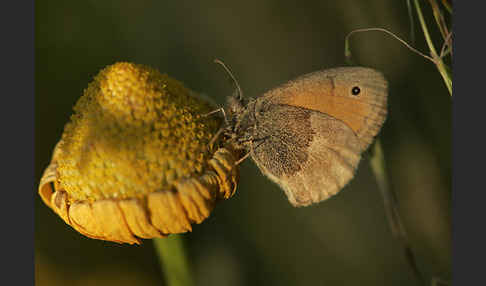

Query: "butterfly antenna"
left=214, top=59, right=243, bottom=101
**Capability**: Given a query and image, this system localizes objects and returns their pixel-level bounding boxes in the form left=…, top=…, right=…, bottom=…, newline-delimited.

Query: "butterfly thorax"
left=224, top=95, right=259, bottom=151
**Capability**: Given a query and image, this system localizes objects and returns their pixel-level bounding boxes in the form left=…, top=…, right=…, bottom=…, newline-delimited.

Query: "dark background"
left=35, top=0, right=451, bottom=285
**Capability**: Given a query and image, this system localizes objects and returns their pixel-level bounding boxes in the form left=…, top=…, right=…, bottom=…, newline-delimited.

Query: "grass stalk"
left=153, top=235, right=194, bottom=286
left=369, top=140, right=425, bottom=285
left=413, top=0, right=452, bottom=96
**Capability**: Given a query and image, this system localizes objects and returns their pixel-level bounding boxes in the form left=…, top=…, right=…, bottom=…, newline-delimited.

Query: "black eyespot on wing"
left=351, top=86, right=360, bottom=96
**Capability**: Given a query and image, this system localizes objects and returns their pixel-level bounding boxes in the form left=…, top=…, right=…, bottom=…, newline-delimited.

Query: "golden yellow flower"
left=39, top=62, right=240, bottom=244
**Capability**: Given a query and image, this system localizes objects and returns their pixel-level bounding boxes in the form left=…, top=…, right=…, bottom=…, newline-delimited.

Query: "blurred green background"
left=35, top=0, right=451, bottom=285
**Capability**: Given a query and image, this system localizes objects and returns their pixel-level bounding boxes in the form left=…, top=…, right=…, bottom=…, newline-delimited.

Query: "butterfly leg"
left=207, top=127, right=225, bottom=152
left=232, top=135, right=269, bottom=166
left=202, top=107, right=228, bottom=124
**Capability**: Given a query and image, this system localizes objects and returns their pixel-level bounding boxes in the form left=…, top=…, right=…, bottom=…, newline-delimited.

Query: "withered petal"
left=38, top=141, right=240, bottom=244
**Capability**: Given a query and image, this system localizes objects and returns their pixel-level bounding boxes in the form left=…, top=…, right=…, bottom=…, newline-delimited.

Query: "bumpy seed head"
left=39, top=62, right=240, bottom=244
left=57, top=62, right=222, bottom=202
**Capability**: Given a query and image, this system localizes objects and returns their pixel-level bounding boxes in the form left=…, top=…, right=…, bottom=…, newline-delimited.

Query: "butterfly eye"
left=351, top=86, right=361, bottom=96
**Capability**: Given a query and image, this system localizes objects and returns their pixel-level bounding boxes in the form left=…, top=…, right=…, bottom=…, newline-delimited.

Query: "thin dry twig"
left=345, top=27, right=435, bottom=63
left=439, top=31, right=453, bottom=59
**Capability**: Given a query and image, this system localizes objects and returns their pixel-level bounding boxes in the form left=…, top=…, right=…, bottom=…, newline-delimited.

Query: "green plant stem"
left=414, top=0, right=452, bottom=96
left=369, top=140, right=425, bottom=285
left=153, top=235, right=194, bottom=286
left=406, top=0, right=416, bottom=43
left=440, top=0, right=452, bottom=13
left=428, top=0, right=448, bottom=40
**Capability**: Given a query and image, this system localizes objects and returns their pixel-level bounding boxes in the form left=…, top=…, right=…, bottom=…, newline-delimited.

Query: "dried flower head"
left=39, top=62, right=240, bottom=244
